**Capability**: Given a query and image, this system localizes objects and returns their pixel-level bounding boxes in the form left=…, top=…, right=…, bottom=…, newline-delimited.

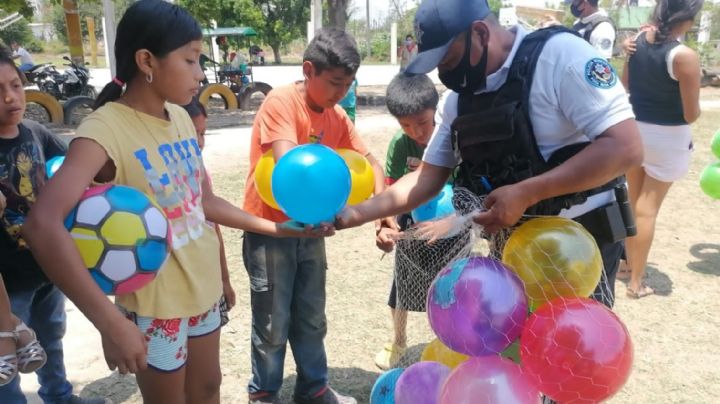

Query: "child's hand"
left=222, top=279, right=236, bottom=311
left=414, top=214, right=467, bottom=243
left=375, top=217, right=400, bottom=253
left=100, top=314, right=148, bottom=374
left=278, top=221, right=336, bottom=238
left=0, top=190, right=5, bottom=213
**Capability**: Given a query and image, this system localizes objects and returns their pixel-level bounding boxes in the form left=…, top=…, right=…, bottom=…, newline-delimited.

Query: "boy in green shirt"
left=375, top=74, right=467, bottom=369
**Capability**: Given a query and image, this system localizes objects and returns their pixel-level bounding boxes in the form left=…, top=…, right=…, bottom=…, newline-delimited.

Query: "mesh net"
left=382, top=188, right=632, bottom=403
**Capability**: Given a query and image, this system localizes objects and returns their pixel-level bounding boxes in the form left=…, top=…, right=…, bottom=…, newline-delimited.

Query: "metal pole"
left=366, top=0, right=371, bottom=58
left=102, top=0, right=117, bottom=77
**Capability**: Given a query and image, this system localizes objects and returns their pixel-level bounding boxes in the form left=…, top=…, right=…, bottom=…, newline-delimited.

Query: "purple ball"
left=427, top=256, right=528, bottom=356
left=394, top=361, right=450, bottom=404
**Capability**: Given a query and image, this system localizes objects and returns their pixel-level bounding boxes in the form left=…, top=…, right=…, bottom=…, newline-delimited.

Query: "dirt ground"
left=19, top=103, right=720, bottom=403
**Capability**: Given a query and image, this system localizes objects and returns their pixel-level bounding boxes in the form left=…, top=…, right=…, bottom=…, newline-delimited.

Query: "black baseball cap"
left=405, top=0, right=492, bottom=75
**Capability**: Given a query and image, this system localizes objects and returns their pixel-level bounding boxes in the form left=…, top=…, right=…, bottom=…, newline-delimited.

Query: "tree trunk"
left=271, top=44, right=282, bottom=64
left=63, top=0, right=84, bottom=64
left=327, top=0, right=348, bottom=30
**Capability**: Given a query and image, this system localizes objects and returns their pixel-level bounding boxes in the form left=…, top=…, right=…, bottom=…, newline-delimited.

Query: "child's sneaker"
left=374, top=343, right=406, bottom=370
left=294, top=387, right=356, bottom=404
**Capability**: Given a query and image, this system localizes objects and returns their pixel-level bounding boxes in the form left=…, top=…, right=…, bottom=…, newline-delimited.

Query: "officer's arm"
left=337, top=162, right=451, bottom=229
left=522, top=118, right=643, bottom=205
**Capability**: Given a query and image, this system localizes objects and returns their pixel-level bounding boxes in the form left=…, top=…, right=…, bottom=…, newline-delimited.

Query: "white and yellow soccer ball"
left=64, top=185, right=171, bottom=295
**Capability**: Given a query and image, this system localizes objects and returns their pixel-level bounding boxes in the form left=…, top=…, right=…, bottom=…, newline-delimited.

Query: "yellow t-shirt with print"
left=75, top=102, right=221, bottom=319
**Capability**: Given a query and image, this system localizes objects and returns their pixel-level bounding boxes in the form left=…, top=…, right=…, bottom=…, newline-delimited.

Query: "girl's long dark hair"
left=652, top=0, right=704, bottom=43
left=93, top=0, right=202, bottom=110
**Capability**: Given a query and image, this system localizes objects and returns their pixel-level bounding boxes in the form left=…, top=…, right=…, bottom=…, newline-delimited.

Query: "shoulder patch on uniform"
left=584, top=58, right=617, bottom=89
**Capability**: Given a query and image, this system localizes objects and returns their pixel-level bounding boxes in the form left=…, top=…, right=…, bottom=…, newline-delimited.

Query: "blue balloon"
left=370, top=368, right=404, bottom=404
left=411, top=183, right=455, bottom=222
left=46, top=156, right=65, bottom=178
left=271, top=144, right=351, bottom=225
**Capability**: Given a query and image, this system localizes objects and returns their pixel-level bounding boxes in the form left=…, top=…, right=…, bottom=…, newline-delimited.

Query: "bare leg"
left=185, top=329, right=221, bottom=404
left=625, top=170, right=673, bottom=297
left=391, top=308, right=407, bottom=348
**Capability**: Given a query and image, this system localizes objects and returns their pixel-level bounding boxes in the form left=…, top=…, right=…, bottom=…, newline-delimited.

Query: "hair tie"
left=112, top=77, right=125, bottom=87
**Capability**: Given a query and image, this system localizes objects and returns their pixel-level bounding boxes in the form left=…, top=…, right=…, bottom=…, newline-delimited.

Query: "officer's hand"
left=472, top=184, right=532, bottom=234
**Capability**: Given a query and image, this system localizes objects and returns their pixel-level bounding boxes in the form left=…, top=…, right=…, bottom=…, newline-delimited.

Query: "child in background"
left=338, top=78, right=358, bottom=123
left=182, top=98, right=235, bottom=325
left=23, top=2, right=328, bottom=403
left=374, top=74, right=469, bottom=370
left=242, top=28, right=388, bottom=404
left=0, top=46, right=109, bottom=404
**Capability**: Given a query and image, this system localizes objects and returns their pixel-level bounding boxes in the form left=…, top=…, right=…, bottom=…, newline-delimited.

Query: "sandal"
left=0, top=330, right=18, bottom=386
left=626, top=285, right=655, bottom=299
left=14, top=322, right=46, bottom=374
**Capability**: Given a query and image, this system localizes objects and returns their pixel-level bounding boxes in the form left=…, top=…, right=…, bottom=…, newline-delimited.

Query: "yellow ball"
left=254, top=149, right=281, bottom=210
left=421, top=338, right=469, bottom=369
left=502, top=217, right=602, bottom=310
left=337, top=148, right=375, bottom=206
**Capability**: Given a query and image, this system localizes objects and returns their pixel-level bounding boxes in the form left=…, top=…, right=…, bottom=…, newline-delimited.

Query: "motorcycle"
left=29, top=56, right=95, bottom=100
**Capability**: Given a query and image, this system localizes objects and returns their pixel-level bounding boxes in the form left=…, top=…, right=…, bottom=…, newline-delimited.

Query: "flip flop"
left=626, top=285, right=655, bottom=299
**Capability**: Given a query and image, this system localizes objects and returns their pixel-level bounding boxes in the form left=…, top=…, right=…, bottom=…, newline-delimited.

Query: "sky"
left=349, top=0, right=565, bottom=22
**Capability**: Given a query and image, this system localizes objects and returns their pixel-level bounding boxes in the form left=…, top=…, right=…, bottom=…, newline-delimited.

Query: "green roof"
left=202, top=27, right=257, bottom=37
left=615, top=7, right=654, bottom=30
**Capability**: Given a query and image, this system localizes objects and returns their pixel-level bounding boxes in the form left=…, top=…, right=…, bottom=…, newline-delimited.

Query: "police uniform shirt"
left=423, top=25, right=634, bottom=219
left=576, top=10, right=616, bottom=60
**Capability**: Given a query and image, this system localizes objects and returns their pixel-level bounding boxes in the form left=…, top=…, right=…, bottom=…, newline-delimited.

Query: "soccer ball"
left=64, top=185, right=171, bottom=295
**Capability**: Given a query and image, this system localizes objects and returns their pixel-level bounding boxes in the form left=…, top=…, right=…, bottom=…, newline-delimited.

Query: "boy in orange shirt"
left=243, top=28, right=386, bottom=404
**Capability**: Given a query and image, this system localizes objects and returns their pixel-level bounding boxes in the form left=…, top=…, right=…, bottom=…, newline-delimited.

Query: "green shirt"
left=385, top=130, right=425, bottom=181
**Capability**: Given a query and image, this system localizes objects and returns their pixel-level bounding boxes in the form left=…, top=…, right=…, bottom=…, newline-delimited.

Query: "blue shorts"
left=118, top=301, right=221, bottom=372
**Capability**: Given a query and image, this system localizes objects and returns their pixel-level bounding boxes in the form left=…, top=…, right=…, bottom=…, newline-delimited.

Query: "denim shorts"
left=118, top=300, right=221, bottom=372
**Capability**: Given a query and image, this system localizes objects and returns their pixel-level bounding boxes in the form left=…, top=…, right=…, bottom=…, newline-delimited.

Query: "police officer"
left=337, top=0, right=643, bottom=308
left=566, top=0, right=617, bottom=59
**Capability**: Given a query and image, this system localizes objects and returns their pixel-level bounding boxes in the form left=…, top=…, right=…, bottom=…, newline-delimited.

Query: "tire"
left=198, top=83, right=238, bottom=110
left=63, top=96, right=95, bottom=125
left=239, top=82, right=272, bottom=110
left=81, top=85, right=97, bottom=98
left=24, top=89, right=63, bottom=124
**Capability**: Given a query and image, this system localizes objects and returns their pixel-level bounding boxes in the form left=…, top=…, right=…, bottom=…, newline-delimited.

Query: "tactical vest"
left=572, top=15, right=615, bottom=42
left=451, top=26, right=623, bottom=217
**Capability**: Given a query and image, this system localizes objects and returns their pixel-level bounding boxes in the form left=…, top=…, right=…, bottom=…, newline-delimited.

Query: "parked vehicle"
left=28, top=56, right=95, bottom=100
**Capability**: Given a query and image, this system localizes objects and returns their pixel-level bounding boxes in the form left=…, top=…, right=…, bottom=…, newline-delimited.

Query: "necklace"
left=120, top=98, right=182, bottom=148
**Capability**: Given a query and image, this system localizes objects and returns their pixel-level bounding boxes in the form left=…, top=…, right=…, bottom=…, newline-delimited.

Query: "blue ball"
left=46, top=156, right=65, bottom=178
left=411, top=183, right=455, bottom=222
left=370, top=368, right=404, bottom=404
left=271, top=144, right=351, bottom=225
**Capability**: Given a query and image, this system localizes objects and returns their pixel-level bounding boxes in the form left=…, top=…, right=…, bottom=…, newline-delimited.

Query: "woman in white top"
left=621, top=0, right=703, bottom=299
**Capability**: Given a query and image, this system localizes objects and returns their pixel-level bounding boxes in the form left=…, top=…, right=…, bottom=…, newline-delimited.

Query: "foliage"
left=50, top=0, right=134, bottom=45
left=1, top=0, right=34, bottom=18
left=0, top=17, right=35, bottom=49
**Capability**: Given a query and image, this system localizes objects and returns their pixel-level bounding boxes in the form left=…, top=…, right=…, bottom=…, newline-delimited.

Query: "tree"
left=251, top=0, right=309, bottom=64
left=1, top=0, right=34, bottom=18
left=326, top=0, right=350, bottom=30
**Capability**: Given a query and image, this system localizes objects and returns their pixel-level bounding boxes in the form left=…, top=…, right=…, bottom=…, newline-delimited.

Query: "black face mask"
left=438, top=30, right=489, bottom=95
left=571, top=2, right=584, bottom=18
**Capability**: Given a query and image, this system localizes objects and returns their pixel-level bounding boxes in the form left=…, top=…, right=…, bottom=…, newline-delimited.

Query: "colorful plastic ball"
left=370, top=368, right=404, bottom=404
left=427, top=256, right=528, bottom=356
left=712, top=131, right=720, bottom=159
left=46, top=156, right=65, bottom=178
left=439, top=356, right=539, bottom=404
left=420, top=338, right=469, bottom=369
left=271, top=144, right=351, bottom=225
left=520, top=297, right=633, bottom=403
left=254, top=149, right=281, bottom=210
left=64, top=185, right=171, bottom=295
left=337, top=148, right=375, bottom=205
left=394, top=362, right=450, bottom=404
left=411, top=183, right=455, bottom=222
left=502, top=217, right=602, bottom=310
left=700, top=162, right=720, bottom=200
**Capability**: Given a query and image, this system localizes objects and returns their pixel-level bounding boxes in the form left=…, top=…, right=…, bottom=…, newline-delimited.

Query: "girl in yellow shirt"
left=22, top=1, right=330, bottom=403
